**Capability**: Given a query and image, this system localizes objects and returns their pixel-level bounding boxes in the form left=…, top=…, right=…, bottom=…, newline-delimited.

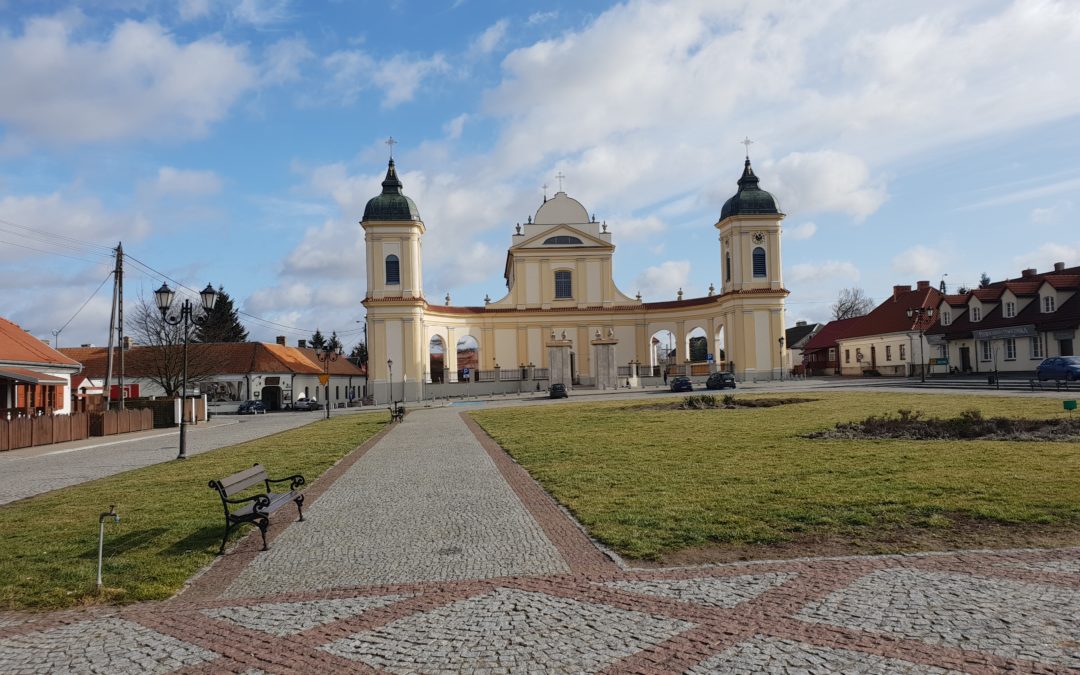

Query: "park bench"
left=389, top=403, right=405, bottom=422
left=208, top=464, right=305, bottom=554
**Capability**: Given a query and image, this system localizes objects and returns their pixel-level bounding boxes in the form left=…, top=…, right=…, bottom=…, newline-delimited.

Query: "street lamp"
left=778, top=336, right=785, bottom=381
left=155, top=282, right=217, bottom=460
left=906, top=306, right=935, bottom=383
left=314, top=346, right=339, bottom=420
left=387, top=358, right=394, bottom=404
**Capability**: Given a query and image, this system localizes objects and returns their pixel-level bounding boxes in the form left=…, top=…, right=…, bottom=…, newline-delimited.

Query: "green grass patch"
left=0, top=414, right=385, bottom=611
left=471, top=392, right=1080, bottom=561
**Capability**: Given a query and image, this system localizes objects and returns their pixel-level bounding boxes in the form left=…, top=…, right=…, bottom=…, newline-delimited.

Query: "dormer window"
left=942, top=311, right=951, bottom=326
left=543, top=235, right=583, bottom=245
left=1005, top=301, right=1015, bottom=318
left=971, top=306, right=981, bottom=322
left=1044, top=295, right=1056, bottom=312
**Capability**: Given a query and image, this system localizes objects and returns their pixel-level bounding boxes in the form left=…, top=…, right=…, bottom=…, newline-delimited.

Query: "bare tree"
left=129, top=295, right=218, bottom=397
left=831, top=287, right=875, bottom=320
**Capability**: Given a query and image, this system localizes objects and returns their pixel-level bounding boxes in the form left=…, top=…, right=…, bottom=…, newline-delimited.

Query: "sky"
left=2, top=0, right=1080, bottom=352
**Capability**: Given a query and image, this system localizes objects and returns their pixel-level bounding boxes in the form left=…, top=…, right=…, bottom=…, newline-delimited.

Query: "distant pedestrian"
left=663, top=369, right=668, bottom=385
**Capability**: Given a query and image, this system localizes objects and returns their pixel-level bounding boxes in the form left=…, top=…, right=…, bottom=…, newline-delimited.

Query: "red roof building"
left=1, top=316, right=82, bottom=418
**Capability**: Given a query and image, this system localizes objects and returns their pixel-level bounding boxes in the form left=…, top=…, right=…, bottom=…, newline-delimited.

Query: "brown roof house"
left=925, top=262, right=1079, bottom=374
left=1, top=316, right=82, bottom=418
left=62, top=337, right=366, bottom=412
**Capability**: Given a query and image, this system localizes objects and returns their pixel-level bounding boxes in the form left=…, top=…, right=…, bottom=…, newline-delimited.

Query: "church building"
left=362, top=155, right=789, bottom=401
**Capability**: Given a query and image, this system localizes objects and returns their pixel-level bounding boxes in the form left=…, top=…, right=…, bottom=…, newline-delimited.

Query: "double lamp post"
left=154, top=282, right=218, bottom=460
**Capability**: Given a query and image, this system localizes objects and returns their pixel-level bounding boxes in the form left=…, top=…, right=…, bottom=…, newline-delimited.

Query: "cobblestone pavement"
left=1, top=406, right=1079, bottom=673
left=0, top=409, right=345, bottom=505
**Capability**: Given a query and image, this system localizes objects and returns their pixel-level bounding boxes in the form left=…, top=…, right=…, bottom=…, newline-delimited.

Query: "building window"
left=828, top=347, right=836, bottom=361
left=971, top=306, right=981, bottom=322
left=752, top=247, right=766, bottom=278
left=1005, top=301, right=1015, bottom=318
left=980, top=340, right=992, bottom=362
left=844, top=349, right=850, bottom=364
left=942, top=311, right=951, bottom=326
left=554, top=270, right=572, bottom=299
left=385, top=254, right=400, bottom=285
left=1004, top=338, right=1016, bottom=360
left=885, top=345, right=892, bottom=361
left=725, top=253, right=731, bottom=282
left=899, top=344, right=906, bottom=360
left=938, top=345, right=947, bottom=358
left=1044, top=295, right=1056, bottom=312
left=1031, top=337, right=1044, bottom=359
left=543, top=235, right=583, bottom=245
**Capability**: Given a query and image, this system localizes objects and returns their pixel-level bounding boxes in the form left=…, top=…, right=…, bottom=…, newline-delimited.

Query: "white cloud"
left=0, top=192, right=148, bottom=262
left=527, top=11, right=558, bottom=25
left=179, top=0, right=211, bottom=21
left=323, top=50, right=448, bottom=108
left=153, top=167, right=222, bottom=196
left=471, top=19, right=509, bottom=56
left=786, top=222, right=817, bottom=241
left=233, top=0, right=292, bottom=26
left=1012, top=243, right=1080, bottom=271
left=634, top=261, right=690, bottom=300
left=892, top=245, right=946, bottom=278
left=611, top=215, right=666, bottom=242
left=0, top=16, right=256, bottom=144
left=769, top=152, right=887, bottom=221
left=1030, top=201, right=1073, bottom=225
left=788, top=260, right=860, bottom=285
left=444, top=114, right=469, bottom=140
left=262, top=37, right=313, bottom=85
left=283, top=217, right=365, bottom=278
left=246, top=283, right=313, bottom=314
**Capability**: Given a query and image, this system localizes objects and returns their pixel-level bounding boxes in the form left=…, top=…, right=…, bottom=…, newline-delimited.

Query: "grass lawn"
left=0, top=413, right=385, bottom=611
left=471, top=392, right=1080, bottom=563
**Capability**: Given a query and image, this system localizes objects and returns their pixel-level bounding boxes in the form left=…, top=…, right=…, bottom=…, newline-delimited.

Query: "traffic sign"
left=462, top=368, right=471, bottom=378
left=706, top=354, right=714, bottom=362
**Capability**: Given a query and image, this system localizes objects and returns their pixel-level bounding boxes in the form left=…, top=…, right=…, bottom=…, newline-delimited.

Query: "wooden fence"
left=0, top=409, right=152, bottom=452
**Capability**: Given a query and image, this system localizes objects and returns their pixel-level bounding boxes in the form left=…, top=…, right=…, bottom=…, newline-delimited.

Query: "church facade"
left=362, top=157, right=789, bottom=402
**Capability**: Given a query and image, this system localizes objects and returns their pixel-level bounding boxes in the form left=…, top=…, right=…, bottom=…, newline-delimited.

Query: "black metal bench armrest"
left=265, top=474, right=305, bottom=491
left=224, top=493, right=271, bottom=509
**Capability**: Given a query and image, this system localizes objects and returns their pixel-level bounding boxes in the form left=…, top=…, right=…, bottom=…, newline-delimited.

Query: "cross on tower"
left=385, top=136, right=397, bottom=159
left=542, top=183, right=548, bottom=199
left=741, top=136, right=754, bottom=159
left=555, top=171, right=565, bottom=191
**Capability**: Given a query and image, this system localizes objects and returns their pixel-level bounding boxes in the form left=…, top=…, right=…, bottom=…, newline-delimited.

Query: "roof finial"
left=741, top=136, right=754, bottom=160
left=385, top=135, right=397, bottom=159
left=542, top=183, right=548, bottom=202
left=555, top=171, right=565, bottom=192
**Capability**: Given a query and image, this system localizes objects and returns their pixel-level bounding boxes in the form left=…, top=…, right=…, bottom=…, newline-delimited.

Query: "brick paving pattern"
left=1, top=405, right=1078, bottom=673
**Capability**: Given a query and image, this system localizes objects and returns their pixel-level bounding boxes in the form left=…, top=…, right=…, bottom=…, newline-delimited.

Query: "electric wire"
left=55, top=271, right=114, bottom=335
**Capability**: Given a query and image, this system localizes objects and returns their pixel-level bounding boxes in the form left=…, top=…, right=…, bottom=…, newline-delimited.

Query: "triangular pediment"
left=512, top=225, right=612, bottom=251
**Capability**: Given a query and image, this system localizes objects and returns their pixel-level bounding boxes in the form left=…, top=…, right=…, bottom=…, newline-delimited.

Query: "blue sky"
left=3, top=0, right=1080, bottom=351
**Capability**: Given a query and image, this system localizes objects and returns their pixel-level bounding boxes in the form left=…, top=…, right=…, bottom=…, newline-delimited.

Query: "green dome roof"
left=363, top=159, right=420, bottom=222
left=719, top=159, right=781, bottom=220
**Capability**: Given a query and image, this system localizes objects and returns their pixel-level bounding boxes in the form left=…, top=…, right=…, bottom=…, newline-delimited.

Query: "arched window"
left=752, top=247, right=766, bottom=278
left=543, top=235, right=583, bottom=245
left=554, top=270, right=572, bottom=299
left=725, top=252, right=731, bottom=282
left=385, top=255, right=400, bottom=285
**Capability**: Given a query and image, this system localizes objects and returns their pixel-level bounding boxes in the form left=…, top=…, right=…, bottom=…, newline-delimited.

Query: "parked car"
left=291, top=398, right=323, bottom=411
left=1036, top=356, right=1080, bottom=381
left=548, top=383, right=568, bottom=399
left=705, top=372, right=737, bottom=390
left=670, top=376, right=693, bottom=392
left=236, top=400, right=266, bottom=415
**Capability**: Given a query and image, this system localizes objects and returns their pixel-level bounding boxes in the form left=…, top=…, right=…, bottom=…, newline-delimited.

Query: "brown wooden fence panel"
left=0, top=420, right=8, bottom=451
left=70, top=413, right=89, bottom=441
left=9, top=418, right=32, bottom=450
left=52, top=415, right=71, bottom=443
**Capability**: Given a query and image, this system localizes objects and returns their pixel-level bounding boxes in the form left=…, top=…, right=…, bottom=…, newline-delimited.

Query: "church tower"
left=361, top=158, right=426, bottom=402
left=714, top=155, right=788, bottom=378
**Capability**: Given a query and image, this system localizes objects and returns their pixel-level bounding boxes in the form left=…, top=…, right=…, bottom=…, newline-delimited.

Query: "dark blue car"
left=670, top=376, right=693, bottom=392
left=1036, top=356, right=1080, bottom=381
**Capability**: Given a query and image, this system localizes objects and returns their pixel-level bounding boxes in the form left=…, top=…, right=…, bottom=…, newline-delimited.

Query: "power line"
left=0, top=238, right=112, bottom=265
left=55, top=271, right=114, bottom=336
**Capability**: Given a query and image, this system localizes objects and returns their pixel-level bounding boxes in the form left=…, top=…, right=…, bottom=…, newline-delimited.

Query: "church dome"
left=363, top=159, right=420, bottom=222
left=719, top=158, right=781, bottom=220
left=534, top=191, right=590, bottom=225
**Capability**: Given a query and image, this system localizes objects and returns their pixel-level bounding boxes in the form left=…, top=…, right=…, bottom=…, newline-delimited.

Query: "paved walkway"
left=1, top=404, right=1079, bottom=673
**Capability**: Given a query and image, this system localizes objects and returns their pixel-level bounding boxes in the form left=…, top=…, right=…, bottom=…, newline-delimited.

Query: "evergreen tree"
left=309, top=329, right=327, bottom=350
left=979, top=272, right=992, bottom=288
left=193, top=287, right=248, bottom=343
left=689, top=336, right=708, bottom=362
left=327, top=331, right=343, bottom=354
left=349, top=341, right=368, bottom=365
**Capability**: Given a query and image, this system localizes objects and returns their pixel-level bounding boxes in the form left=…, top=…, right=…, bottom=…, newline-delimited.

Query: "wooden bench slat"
left=209, top=464, right=305, bottom=554
left=217, top=464, right=267, bottom=496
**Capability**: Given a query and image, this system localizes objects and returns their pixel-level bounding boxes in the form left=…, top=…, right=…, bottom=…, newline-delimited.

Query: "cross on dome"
left=741, top=136, right=754, bottom=159
left=555, top=171, right=565, bottom=191
left=385, top=136, right=398, bottom=159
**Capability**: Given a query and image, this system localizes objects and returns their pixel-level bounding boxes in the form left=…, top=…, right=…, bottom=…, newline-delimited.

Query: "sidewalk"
left=0, top=405, right=1078, bottom=673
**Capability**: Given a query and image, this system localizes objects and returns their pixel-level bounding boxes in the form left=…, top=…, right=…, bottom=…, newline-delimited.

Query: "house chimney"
left=1021, top=268, right=1037, bottom=278
left=796, top=320, right=806, bottom=326
left=892, top=284, right=912, bottom=301
left=81, top=343, right=93, bottom=348
left=298, top=339, right=307, bottom=348
left=916, top=280, right=930, bottom=291
left=276, top=336, right=286, bottom=345
left=1054, top=261, right=1065, bottom=272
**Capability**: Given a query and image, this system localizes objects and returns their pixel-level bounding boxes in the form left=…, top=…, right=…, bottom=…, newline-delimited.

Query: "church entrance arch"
left=649, top=329, right=676, bottom=378
left=429, top=335, right=446, bottom=383
left=456, top=335, right=479, bottom=382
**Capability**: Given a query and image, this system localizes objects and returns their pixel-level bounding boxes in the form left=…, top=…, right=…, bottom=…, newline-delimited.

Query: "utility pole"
left=116, top=244, right=125, bottom=410
left=102, top=244, right=122, bottom=411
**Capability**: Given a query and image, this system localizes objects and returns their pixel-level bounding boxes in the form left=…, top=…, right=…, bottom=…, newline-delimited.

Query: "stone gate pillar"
left=547, top=330, right=573, bottom=389
left=591, top=329, right=619, bottom=390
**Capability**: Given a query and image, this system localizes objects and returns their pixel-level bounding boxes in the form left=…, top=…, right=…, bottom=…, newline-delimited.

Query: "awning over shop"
left=0, top=367, right=67, bottom=385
